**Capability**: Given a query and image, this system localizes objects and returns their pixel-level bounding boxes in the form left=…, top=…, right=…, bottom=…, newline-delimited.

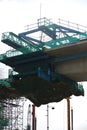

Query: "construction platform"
left=0, top=18, right=86, bottom=106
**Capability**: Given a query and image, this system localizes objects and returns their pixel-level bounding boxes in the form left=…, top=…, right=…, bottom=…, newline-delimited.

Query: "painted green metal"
left=37, top=17, right=53, bottom=27
left=45, top=32, right=87, bottom=48
left=1, top=18, right=87, bottom=59
left=44, top=35, right=79, bottom=48
left=1, top=32, right=41, bottom=53
left=0, top=80, right=11, bottom=88
left=0, top=32, right=42, bottom=60
left=38, top=18, right=87, bottom=48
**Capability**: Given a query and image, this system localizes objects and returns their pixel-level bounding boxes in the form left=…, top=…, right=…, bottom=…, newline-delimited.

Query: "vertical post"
left=35, top=117, right=37, bottom=130
left=67, top=97, right=70, bottom=130
left=40, top=3, right=42, bottom=19
left=27, top=104, right=31, bottom=130
left=71, top=107, right=73, bottom=130
left=47, top=104, right=49, bottom=130
left=32, top=104, right=35, bottom=130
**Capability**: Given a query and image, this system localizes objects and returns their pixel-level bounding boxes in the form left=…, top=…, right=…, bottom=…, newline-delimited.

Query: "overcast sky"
left=0, top=0, right=87, bottom=130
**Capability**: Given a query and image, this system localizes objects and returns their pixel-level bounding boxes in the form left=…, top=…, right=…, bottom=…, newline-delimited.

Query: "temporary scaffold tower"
left=0, top=97, right=26, bottom=130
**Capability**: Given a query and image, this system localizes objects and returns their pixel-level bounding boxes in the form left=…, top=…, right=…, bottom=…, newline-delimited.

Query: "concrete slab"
left=45, top=39, right=87, bottom=81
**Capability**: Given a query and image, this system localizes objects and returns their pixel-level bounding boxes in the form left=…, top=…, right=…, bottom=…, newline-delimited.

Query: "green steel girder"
left=37, top=18, right=87, bottom=48
left=44, top=35, right=79, bottom=48
left=39, top=25, right=56, bottom=39
left=1, top=32, right=41, bottom=53
left=0, top=80, right=11, bottom=88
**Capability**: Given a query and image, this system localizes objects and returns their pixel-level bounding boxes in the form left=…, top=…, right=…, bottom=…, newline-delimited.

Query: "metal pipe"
left=71, top=107, right=73, bottom=130
left=47, top=104, right=49, bottom=130
left=32, top=104, right=35, bottom=130
left=67, top=97, right=70, bottom=130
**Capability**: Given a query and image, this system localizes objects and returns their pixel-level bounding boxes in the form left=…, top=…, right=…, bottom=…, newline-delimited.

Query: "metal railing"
left=58, top=18, right=87, bottom=32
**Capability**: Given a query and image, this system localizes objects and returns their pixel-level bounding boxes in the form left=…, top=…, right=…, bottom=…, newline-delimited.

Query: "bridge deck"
left=45, top=39, right=87, bottom=81
left=1, top=39, right=87, bottom=82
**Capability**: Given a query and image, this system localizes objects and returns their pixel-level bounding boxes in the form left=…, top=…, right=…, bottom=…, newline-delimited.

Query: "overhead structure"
left=0, top=17, right=86, bottom=106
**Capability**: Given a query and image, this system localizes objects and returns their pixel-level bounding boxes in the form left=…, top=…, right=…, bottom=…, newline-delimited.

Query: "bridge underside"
left=46, top=39, right=87, bottom=81
left=10, top=76, right=83, bottom=106
left=55, top=57, right=87, bottom=81
left=0, top=39, right=86, bottom=106
left=0, top=74, right=83, bottom=106
left=1, top=40, right=87, bottom=82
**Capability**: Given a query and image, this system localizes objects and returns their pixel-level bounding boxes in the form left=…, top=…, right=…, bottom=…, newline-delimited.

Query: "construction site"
left=0, top=17, right=87, bottom=130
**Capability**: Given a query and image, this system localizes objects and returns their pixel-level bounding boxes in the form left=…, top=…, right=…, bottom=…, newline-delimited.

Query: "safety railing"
left=37, top=17, right=53, bottom=27
left=58, top=18, right=87, bottom=32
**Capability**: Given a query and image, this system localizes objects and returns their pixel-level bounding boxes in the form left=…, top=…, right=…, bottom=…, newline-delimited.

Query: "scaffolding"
left=0, top=97, right=26, bottom=130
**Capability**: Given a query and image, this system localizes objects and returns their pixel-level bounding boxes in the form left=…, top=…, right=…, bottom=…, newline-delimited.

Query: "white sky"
left=0, top=0, right=87, bottom=130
